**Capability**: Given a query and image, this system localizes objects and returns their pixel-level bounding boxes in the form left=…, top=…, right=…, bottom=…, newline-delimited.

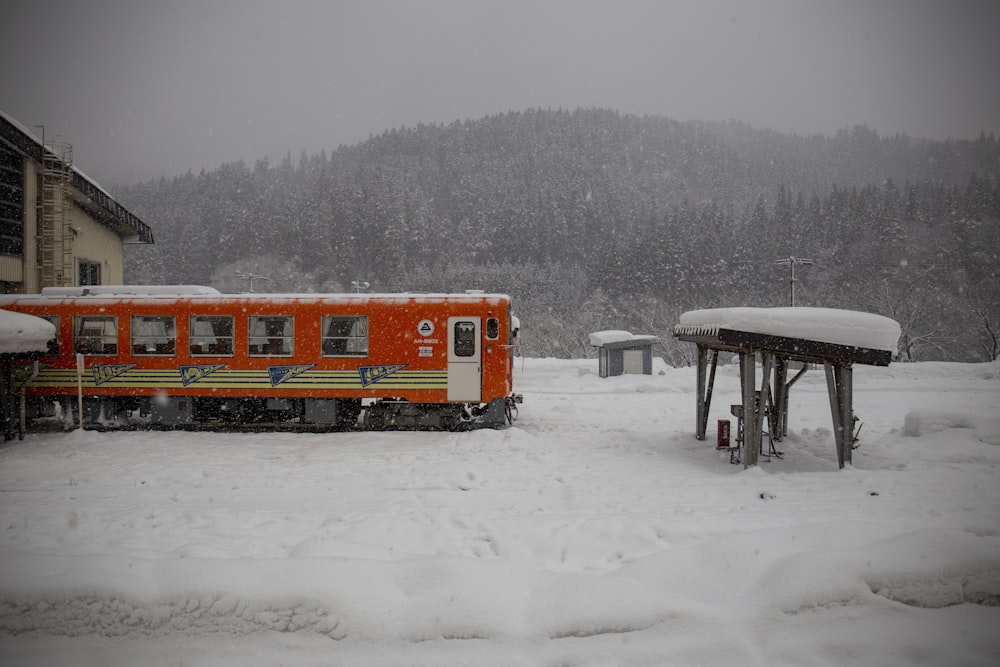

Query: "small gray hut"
left=589, top=330, right=658, bottom=378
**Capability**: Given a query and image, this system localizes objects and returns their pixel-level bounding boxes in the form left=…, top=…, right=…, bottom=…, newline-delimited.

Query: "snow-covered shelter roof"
left=0, top=309, right=56, bottom=355
left=674, top=307, right=900, bottom=366
left=0, top=110, right=154, bottom=244
left=588, top=330, right=658, bottom=349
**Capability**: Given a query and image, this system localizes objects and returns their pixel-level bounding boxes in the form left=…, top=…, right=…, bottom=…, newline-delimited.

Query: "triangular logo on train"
left=91, top=364, right=137, bottom=386
left=179, top=364, right=227, bottom=386
left=267, top=364, right=315, bottom=387
left=358, top=364, right=407, bottom=387
left=13, top=363, right=48, bottom=388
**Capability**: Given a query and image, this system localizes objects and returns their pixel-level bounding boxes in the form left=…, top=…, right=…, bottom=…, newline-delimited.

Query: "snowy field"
left=1, top=357, right=999, bottom=666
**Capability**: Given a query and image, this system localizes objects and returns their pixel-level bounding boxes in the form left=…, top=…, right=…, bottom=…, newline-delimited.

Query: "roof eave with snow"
left=0, top=110, right=154, bottom=244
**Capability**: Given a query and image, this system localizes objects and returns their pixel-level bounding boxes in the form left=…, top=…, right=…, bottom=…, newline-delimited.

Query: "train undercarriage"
left=22, top=393, right=521, bottom=433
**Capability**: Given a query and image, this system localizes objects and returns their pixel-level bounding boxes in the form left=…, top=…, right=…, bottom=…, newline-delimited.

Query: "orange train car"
left=0, top=286, right=522, bottom=430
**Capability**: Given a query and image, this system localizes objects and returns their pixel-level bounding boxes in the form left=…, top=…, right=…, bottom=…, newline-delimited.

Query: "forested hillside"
left=118, top=108, right=1000, bottom=362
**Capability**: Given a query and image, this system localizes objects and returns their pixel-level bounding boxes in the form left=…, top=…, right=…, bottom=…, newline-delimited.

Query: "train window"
left=131, top=316, right=176, bottom=356
left=248, top=315, right=294, bottom=356
left=189, top=315, right=234, bottom=356
left=454, top=321, right=476, bottom=357
left=39, top=316, right=60, bottom=355
left=486, top=317, right=500, bottom=340
left=321, top=315, right=368, bottom=357
left=73, top=315, right=118, bottom=355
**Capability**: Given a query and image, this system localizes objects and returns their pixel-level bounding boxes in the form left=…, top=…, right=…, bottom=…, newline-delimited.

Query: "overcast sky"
left=3, top=0, right=998, bottom=186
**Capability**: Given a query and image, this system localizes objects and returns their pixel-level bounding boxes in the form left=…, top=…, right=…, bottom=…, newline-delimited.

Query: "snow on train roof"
left=675, top=307, right=901, bottom=354
left=0, top=309, right=56, bottom=354
left=41, top=285, right=222, bottom=297
left=3, top=286, right=511, bottom=306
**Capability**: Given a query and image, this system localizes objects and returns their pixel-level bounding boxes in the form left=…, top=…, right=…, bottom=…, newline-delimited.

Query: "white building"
left=0, top=111, right=154, bottom=294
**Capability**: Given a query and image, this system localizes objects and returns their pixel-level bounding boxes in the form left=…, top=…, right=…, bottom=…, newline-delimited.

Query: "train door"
left=447, top=316, right=481, bottom=402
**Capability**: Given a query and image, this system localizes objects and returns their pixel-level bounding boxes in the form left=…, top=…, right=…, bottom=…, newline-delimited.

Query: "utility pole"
left=774, top=257, right=813, bottom=306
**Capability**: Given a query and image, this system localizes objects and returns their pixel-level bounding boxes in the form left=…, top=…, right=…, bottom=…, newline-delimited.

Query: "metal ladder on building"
left=38, top=134, right=74, bottom=287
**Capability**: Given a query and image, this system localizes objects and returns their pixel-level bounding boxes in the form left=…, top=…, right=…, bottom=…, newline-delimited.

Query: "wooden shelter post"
left=824, top=361, right=854, bottom=468
left=782, top=365, right=808, bottom=439
left=694, top=345, right=718, bottom=440
left=741, top=351, right=776, bottom=468
left=738, top=351, right=757, bottom=466
left=1, top=356, right=14, bottom=441
left=772, top=356, right=788, bottom=441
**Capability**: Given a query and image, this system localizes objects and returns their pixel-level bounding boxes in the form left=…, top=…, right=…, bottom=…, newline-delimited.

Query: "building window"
left=248, top=316, right=294, bottom=356
left=73, top=315, right=117, bottom=355
left=321, top=315, right=368, bottom=357
left=78, top=259, right=101, bottom=286
left=131, top=316, right=176, bottom=356
left=0, top=142, right=23, bottom=257
left=189, top=315, right=234, bottom=356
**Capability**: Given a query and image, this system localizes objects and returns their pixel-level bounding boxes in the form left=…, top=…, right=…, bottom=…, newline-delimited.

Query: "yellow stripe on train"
left=21, top=366, right=447, bottom=391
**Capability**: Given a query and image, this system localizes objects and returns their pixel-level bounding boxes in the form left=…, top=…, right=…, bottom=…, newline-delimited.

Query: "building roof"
left=0, top=110, right=154, bottom=244
left=588, top=330, right=658, bottom=349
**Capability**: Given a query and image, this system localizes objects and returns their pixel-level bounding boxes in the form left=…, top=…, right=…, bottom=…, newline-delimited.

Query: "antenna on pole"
left=235, top=272, right=270, bottom=293
left=774, top=257, right=813, bottom=306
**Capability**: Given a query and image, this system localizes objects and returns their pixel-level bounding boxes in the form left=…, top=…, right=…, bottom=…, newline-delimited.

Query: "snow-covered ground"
left=1, top=357, right=998, bottom=666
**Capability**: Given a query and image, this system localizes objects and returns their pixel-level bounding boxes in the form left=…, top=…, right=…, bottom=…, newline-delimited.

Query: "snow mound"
left=0, top=592, right=342, bottom=639
left=903, top=410, right=1000, bottom=444
left=863, top=529, right=1000, bottom=608
left=903, top=410, right=974, bottom=436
